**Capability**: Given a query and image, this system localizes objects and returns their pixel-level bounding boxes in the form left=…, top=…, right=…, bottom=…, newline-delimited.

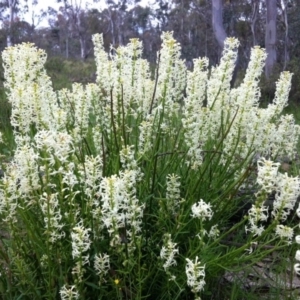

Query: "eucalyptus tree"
left=249, top=0, right=259, bottom=46
left=100, top=0, right=141, bottom=47
left=55, top=0, right=91, bottom=59
left=265, top=0, right=277, bottom=78
left=0, top=0, right=19, bottom=46
left=23, top=0, right=47, bottom=31
left=288, top=0, right=300, bottom=59
left=212, top=0, right=227, bottom=50
left=159, top=0, right=217, bottom=64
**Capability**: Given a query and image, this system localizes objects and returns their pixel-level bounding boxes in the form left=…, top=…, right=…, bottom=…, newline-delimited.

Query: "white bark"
left=265, top=0, right=277, bottom=78
left=280, top=0, right=289, bottom=70
left=212, top=0, right=227, bottom=49
left=6, top=0, right=17, bottom=47
left=251, top=0, right=259, bottom=46
left=61, top=0, right=87, bottom=59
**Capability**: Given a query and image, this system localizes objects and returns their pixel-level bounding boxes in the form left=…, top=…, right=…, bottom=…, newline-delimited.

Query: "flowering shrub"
left=0, top=32, right=300, bottom=299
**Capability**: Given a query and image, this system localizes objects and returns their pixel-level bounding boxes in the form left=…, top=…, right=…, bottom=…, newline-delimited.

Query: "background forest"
left=0, top=0, right=300, bottom=102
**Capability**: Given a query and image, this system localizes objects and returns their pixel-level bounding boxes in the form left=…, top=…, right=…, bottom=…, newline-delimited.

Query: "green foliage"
left=287, top=58, right=300, bottom=103
left=0, top=89, right=10, bottom=131
left=45, top=56, right=96, bottom=90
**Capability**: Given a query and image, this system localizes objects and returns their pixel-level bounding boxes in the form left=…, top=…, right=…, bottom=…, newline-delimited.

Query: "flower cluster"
left=294, top=207, right=300, bottom=275
left=246, top=158, right=300, bottom=243
left=120, top=145, right=139, bottom=172
left=59, top=284, right=79, bottom=300
left=59, top=83, right=93, bottom=143
left=162, top=173, right=183, bottom=215
left=71, top=220, right=91, bottom=264
left=275, top=225, right=294, bottom=245
left=138, top=118, right=154, bottom=156
left=160, top=234, right=179, bottom=272
left=245, top=204, right=269, bottom=236
left=191, top=199, right=213, bottom=221
left=182, top=58, right=209, bottom=169
left=2, top=43, right=61, bottom=136
left=185, top=256, right=206, bottom=296
left=101, top=146, right=143, bottom=251
left=40, top=192, right=65, bottom=243
left=78, top=155, right=102, bottom=207
left=156, top=32, right=186, bottom=106
left=92, top=33, right=153, bottom=128
left=272, top=173, right=300, bottom=221
left=35, top=130, right=74, bottom=166
left=207, top=38, right=239, bottom=110
left=94, top=253, right=110, bottom=277
left=11, top=144, right=40, bottom=194
left=256, top=158, right=280, bottom=193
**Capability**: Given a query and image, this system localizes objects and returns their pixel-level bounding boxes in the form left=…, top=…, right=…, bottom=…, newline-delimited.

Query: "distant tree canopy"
left=1, top=0, right=300, bottom=100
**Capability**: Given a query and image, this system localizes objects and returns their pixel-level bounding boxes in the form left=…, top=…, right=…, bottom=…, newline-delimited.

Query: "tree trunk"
left=280, top=0, right=289, bottom=70
left=7, top=0, right=17, bottom=47
left=251, top=0, right=259, bottom=46
left=106, top=8, right=116, bottom=47
left=212, top=0, right=227, bottom=49
left=265, top=0, right=277, bottom=78
left=79, top=36, right=86, bottom=60
left=65, top=36, right=69, bottom=59
left=77, top=12, right=86, bottom=60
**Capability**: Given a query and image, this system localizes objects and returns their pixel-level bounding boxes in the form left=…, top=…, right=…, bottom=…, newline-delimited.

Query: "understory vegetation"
left=0, top=33, right=300, bottom=299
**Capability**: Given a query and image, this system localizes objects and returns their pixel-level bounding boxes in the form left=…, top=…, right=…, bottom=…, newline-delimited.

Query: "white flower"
left=35, top=130, right=74, bottom=166
left=295, top=250, right=300, bottom=262
left=138, top=118, right=153, bottom=155
left=162, top=174, right=184, bottom=215
left=208, top=225, right=220, bottom=238
left=78, top=155, right=102, bottom=203
left=185, top=256, right=206, bottom=294
left=166, top=174, right=181, bottom=201
left=245, top=242, right=258, bottom=254
left=246, top=204, right=268, bottom=236
left=100, top=175, right=124, bottom=243
left=60, top=83, right=92, bottom=143
left=120, top=145, right=138, bottom=171
left=40, top=192, right=65, bottom=243
left=272, top=173, right=300, bottom=221
left=62, top=162, right=78, bottom=191
left=2, top=42, right=61, bottom=136
left=245, top=222, right=265, bottom=237
left=275, top=225, right=293, bottom=244
left=59, top=284, right=79, bottom=300
left=71, top=220, right=91, bottom=264
left=207, top=37, right=239, bottom=109
left=168, top=275, right=176, bottom=281
left=257, top=158, right=280, bottom=193
left=7, top=145, right=40, bottom=195
left=271, top=71, right=293, bottom=116
left=94, top=253, right=110, bottom=276
left=157, top=32, right=186, bottom=107
left=191, top=199, right=213, bottom=221
left=248, top=205, right=269, bottom=224
left=93, top=33, right=153, bottom=121
left=100, top=170, right=144, bottom=251
left=160, top=234, right=179, bottom=271
left=294, top=263, right=300, bottom=276
left=296, top=236, right=300, bottom=245
left=297, top=204, right=300, bottom=218
left=182, top=57, right=209, bottom=170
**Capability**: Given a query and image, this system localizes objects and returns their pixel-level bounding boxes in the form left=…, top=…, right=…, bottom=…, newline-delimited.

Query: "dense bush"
left=0, top=33, right=300, bottom=299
